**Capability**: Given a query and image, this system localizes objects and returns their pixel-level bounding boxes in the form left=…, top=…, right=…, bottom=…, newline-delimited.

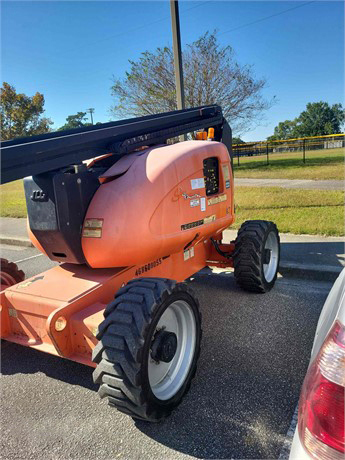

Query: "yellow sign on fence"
left=233, top=133, right=344, bottom=157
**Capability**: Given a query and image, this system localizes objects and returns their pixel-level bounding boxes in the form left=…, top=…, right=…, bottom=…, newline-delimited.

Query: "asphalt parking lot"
left=1, top=245, right=332, bottom=459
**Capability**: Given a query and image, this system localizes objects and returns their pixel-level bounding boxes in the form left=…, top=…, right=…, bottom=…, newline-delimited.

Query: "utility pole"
left=87, top=108, right=95, bottom=125
left=170, top=0, right=186, bottom=141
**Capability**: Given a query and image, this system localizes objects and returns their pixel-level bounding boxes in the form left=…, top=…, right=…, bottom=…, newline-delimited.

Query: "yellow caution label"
left=84, top=219, right=103, bottom=228
left=82, top=228, right=102, bottom=238
left=203, top=214, right=216, bottom=224
left=91, top=327, right=98, bottom=337
left=16, top=280, right=33, bottom=289
left=208, top=194, right=227, bottom=206
left=222, top=164, right=230, bottom=181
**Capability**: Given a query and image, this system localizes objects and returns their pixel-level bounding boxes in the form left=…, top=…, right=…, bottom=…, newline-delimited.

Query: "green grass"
left=0, top=180, right=27, bottom=217
left=233, top=147, right=345, bottom=180
left=1, top=181, right=344, bottom=236
left=233, top=186, right=344, bottom=236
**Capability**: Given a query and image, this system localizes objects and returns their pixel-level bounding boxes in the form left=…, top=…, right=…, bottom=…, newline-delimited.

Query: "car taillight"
left=298, top=320, right=345, bottom=460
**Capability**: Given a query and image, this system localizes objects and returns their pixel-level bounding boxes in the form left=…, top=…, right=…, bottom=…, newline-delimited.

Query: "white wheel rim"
left=148, top=300, right=196, bottom=401
left=263, top=231, right=279, bottom=283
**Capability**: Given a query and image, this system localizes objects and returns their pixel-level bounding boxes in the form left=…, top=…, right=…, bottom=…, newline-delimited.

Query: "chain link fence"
left=232, top=133, right=345, bottom=166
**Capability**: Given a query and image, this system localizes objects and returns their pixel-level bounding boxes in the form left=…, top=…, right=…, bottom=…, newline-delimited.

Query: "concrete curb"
left=279, top=262, right=342, bottom=283
left=195, top=263, right=342, bottom=283
left=0, top=236, right=342, bottom=283
left=0, top=236, right=33, bottom=248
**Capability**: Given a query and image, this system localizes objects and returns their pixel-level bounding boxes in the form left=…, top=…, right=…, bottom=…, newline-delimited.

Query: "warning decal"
left=191, top=178, right=205, bottom=190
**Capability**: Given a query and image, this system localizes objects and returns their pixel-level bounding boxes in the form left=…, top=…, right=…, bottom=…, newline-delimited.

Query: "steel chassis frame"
left=0, top=237, right=234, bottom=367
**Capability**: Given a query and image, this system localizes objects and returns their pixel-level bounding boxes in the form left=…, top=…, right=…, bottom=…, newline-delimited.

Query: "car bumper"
left=289, top=429, right=311, bottom=460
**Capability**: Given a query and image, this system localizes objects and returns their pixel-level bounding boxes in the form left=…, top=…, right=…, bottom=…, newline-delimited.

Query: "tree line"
left=267, top=102, right=345, bottom=141
left=1, top=32, right=344, bottom=142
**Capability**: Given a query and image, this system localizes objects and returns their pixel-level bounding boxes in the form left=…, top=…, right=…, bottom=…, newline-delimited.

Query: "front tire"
left=233, top=220, right=280, bottom=293
left=92, top=278, right=202, bottom=422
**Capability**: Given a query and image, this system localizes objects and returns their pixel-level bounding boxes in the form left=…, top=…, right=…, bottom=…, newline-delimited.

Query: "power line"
left=219, top=1, right=316, bottom=36
left=60, top=0, right=315, bottom=65
left=61, top=1, right=211, bottom=60
left=51, top=2, right=318, bottom=107
left=50, top=1, right=212, bottom=80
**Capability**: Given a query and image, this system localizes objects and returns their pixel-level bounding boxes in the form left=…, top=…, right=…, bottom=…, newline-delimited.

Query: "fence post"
left=237, top=150, right=240, bottom=167
left=303, top=139, right=306, bottom=163
left=266, top=142, right=269, bottom=165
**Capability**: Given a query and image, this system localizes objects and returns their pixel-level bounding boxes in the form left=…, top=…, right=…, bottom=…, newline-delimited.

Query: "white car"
left=289, top=268, right=345, bottom=460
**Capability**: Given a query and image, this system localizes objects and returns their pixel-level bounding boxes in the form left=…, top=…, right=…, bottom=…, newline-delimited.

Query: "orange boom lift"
left=0, top=106, right=280, bottom=421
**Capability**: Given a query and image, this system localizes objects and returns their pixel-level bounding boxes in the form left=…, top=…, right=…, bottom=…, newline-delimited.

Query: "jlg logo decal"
left=135, top=258, right=162, bottom=276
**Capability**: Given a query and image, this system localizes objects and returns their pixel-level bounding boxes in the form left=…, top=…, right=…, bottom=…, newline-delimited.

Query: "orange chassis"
left=0, top=238, right=233, bottom=367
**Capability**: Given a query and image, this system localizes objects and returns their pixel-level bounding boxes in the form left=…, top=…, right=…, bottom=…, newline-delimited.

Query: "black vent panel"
left=203, top=157, right=219, bottom=196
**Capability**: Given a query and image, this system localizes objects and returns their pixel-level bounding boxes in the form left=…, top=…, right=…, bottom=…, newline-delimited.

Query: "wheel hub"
left=151, top=330, right=177, bottom=363
left=263, top=231, right=279, bottom=283
left=263, top=248, right=271, bottom=264
left=148, top=299, right=197, bottom=401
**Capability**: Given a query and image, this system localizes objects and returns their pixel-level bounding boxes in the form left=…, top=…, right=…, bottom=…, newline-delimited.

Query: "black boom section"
left=1, top=105, right=231, bottom=184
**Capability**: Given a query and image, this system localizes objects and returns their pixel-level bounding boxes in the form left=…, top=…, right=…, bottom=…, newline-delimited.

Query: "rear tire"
left=92, top=277, right=202, bottom=422
left=233, top=220, right=280, bottom=293
left=0, top=259, right=25, bottom=288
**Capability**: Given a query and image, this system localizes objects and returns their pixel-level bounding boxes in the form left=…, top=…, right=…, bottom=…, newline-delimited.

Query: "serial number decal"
left=181, top=215, right=217, bottom=230
left=181, top=219, right=204, bottom=231
left=135, top=258, right=162, bottom=276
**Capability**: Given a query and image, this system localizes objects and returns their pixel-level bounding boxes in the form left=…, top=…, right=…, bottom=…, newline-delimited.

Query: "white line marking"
left=278, top=405, right=299, bottom=459
left=14, top=253, right=43, bottom=264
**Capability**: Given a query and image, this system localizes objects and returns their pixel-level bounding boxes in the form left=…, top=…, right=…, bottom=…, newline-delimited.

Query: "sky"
left=1, top=0, right=344, bottom=140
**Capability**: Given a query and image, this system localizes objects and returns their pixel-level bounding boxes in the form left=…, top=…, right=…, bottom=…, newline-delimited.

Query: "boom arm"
left=0, top=105, right=232, bottom=184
